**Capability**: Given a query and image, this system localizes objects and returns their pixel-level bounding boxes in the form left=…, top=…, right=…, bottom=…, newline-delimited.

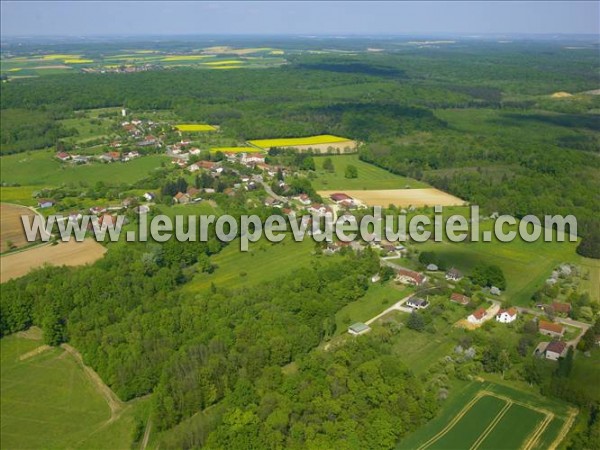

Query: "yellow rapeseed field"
left=64, top=59, right=94, bottom=64
left=202, top=60, right=243, bottom=66
left=248, top=135, right=351, bottom=149
left=175, top=124, right=217, bottom=132
left=162, top=55, right=213, bottom=61
left=42, top=54, right=82, bottom=60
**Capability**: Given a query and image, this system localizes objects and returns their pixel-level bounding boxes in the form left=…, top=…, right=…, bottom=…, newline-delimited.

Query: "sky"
left=1, top=1, right=598, bottom=37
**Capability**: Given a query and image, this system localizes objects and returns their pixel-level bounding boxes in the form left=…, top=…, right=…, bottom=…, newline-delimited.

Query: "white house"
left=241, top=153, right=266, bottom=165
left=545, top=341, right=568, bottom=361
left=445, top=268, right=463, bottom=282
left=496, top=308, right=518, bottom=324
left=467, top=308, right=487, bottom=325
left=407, top=297, right=429, bottom=310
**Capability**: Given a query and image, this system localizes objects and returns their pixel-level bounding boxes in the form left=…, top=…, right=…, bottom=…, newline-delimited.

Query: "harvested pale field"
left=33, top=65, right=71, bottom=69
left=551, top=92, right=573, bottom=98
left=318, top=188, right=465, bottom=207
left=1, top=203, right=40, bottom=251
left=0, top=239, right=106, bottom=283
left=279, top=141, right=358, bottom=154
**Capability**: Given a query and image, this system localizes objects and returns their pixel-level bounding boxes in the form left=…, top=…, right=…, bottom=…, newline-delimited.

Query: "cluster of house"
left=172, top=187, right=202, bottom=204
left=55, top=152, right=92, bottom=164
left=535, top=320, right=569, bottom=361
left=56, top=149, right=142, bottom=165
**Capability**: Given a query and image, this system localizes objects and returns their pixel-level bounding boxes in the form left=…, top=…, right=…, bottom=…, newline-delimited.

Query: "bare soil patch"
left=1, top=203, right=39, bottom=251
left=18, top=345, right=51, bottom=361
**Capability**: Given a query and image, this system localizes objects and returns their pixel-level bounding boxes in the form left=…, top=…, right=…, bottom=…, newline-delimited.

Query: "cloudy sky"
left=1, top=1, right=598, bottom=37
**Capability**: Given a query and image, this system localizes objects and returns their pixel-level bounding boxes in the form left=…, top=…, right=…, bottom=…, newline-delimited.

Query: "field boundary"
left=61, top=343, right=124, bottom=422
left=547, top=407, right=578, bottom=450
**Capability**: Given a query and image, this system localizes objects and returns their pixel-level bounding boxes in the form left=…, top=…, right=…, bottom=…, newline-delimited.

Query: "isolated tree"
left=323, top=157, right=335, bottom=172
left=345, top=164, right=358, bottom=179
left=407, top=312, right=425, bottom=332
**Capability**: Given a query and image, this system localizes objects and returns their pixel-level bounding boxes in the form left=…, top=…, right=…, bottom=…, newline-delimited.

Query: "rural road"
left=365, top=294, right=414, bottom=325
left=260, top=180, right=287, bottom=203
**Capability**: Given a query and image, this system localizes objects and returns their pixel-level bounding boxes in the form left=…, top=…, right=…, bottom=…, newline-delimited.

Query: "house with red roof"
left=539, top=320, right=565, bottom=338
left=551, top=302, right=572, bottom=315
left=468, top=308, right=487, bottom=325
left=55, top=152, right=71, bottom=161
left=395, top=269, right=425, bottom=286
left=450, top=292, right=470, bottom=306
left=330, top=192, right=352, bottom=203
left=496, top=307, right=518, bottom=324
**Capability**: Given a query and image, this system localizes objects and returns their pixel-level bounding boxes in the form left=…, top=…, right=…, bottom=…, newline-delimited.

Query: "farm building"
left=426, top=263, right=439, bottom=271
left=496, top=307, right=518, bottom=323
left=37, top=199, right=55, bottom=209
left=450, top=292, right=470, bottom=306
left=467, top=308, right=487, bottom=325
left=241, top=153, right=265, bottom=165
left=348, top=322, right=371, bottom=336
left=395, top=269, right=425, bottom=286
left=445, top=268, right=463, bottom=281
left=330, top=192, right=352, bottom=203
left=539, top=320, right=565, bottom=338
left=407, top=297, right=429, bottom=310
left=551, top=302, right=572, bottom=315
left=55, top=151, right=71, bottom=161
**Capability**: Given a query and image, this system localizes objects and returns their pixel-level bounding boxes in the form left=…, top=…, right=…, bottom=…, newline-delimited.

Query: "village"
left=29, top=112, right=599, bottom=367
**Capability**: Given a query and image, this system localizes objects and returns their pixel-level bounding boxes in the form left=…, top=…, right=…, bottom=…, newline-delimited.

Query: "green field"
left=311, top=154, right=430, bottom=190
left=0, top=333, right=144, bottom=449
left=334, top=282, right=409, bottom=335
left=398, top=381, right=573, bottom=450
left=417, top=230, right=597, bottom=305
left=0, top=150, right=169, bottom=186
left=184, top=236, right=317, bottom=293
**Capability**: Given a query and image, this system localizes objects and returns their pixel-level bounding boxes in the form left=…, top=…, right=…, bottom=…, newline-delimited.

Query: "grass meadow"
left=184, top=236, right=317, bottom=293
left=311, top=154, right=430, bottom=190
left=1, top=335, right=109, bottom=448
left=0, top=150, right=169, bottom=186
